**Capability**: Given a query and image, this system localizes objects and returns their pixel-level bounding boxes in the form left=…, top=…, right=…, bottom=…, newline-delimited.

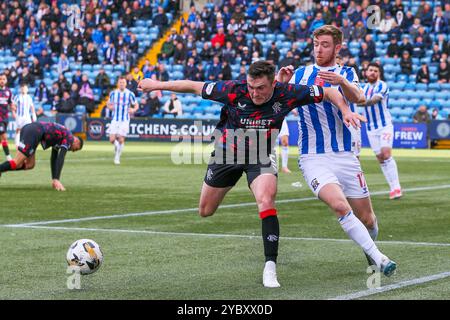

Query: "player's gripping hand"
left=52, top=179, right=66, bottom=191
left=317, top=71, right=345, bottom=86
left=138, top=78, right=159, bottom=93
left=342, top=112, right=367, bottom=129
left=276, top=65, right=295, bottom=83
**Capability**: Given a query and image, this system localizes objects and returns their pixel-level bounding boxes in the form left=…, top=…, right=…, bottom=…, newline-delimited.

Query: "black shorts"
left=17, top=123, right=43, bottom=157
left=0, top=121, right=7, bottom=134
left=204, top=153, right=278, bottom=188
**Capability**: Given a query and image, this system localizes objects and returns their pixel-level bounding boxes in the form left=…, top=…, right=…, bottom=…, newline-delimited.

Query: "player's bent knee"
left=332, top=200, right=352, bottom=216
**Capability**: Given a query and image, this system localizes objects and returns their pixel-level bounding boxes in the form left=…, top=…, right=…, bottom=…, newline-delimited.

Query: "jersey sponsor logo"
left=272, top=102, right=282, bottom=114
left=237, top=102, right=247, bottom=110
left=239, top=118, right=274, bottom=128
left=311, top=178, right=320, bottom=191
left=205, top=82, right=216, bottom=96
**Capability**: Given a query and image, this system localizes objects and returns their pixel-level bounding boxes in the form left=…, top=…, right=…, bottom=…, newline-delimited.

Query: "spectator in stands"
left=296, top=20, right=309, bottom=41
left=236, top=65, right=246, bottom=80
left=256, top=11, right=270, bottom=34
left=278, top=50, right=295, bottom=69
left=385, top=36, right=399, bottom=58
left=436, top=34, right=450, bottom=55
left=147, top=92, right=161, bottom=117
left=50, top=95, right=60, bottom=116
left=352, top=20, right=366, bottom=40
left=437, top=60, right=450, bottom=83
left=309, top=12, right=324, bottom=32
left=416, top=62, right=430, bottom=84
left=57, top=91, right=76, bottom=114
left=285, top=20, right=297, bottom=41
left=34, top=81, right=51, bottom=105
left=0, top=28, right=11, bottom=50
left=85, top=42, right=99, bottom=65
left=39, top=48, right=52, bottom=71
left=126, top=73, right=138, bottom=95
left=400, top=50, right=413, bottom=75
left=79, top=75, right=95, bottom=113
left=173, top=41, right=188, bottom=65
left=409, top=18, right=422, bottom=40
left=222, top=41, right=237, bottom=64
left=240, top=46, right=252, bottom=65
left=206, top=55, right=222, bottom=81
left=104, top=40, right=117, bottom=64
left=266, top=42, right=280, bottom=66
left=69, top=83, right=80, bottom=105
left=94, top=67, right=110, bottom=96
left=268, top=11, right=282, bottom=33
left=379, top=11, right=395, bottom=33
left=184, top=57, right=198, bottom=80
left=57, top=53, right=70, bottom=74
left=413, top=105, right=430, bottom=123
left=195, top=21, right=210, bottom=41
left=359, top=42, right=374, bottom=62
left=57, top=73, right=71, bottom=94
left=162, top=93, right=182, bottom=118
left=417, top=26, right=433, bottom=48
left=134, top=96, right=152, bottom=118
left=412, top=36, right=426, bottom=58
left=74, top=44, right=86, bottom=64
left=419, top=3, right=434, bottom=28
left=30, top=56, right=43, bottom=79
left=72, top=69, right=83, bottom=87
left=157, top=64, right=169, bottom=82
left=220, top=60, right=232, bottom=80
left=49, top=30, right=62, bottom=56
left=131, top=66, right=144, bottom=82
left=432, top=108, right=444, bottom=120
left=431, top=44, right=443, bottom=63
left=159, top=36, right=175, bottom=61
left=19, top=66, right=34, bottom=86
left=249, top=37, right=263, bottom=58
left=211, top=27, right=225, bottom=48
left=399, top=35, right=413, bottom=56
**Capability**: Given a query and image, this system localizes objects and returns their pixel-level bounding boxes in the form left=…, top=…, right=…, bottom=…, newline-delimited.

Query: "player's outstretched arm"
left=50, top=148, right=67, bottom=191
left=323, top=87, right=366, bottom=128
left=138, top=79, right=205, bottom=95
left=359, top=95, right=382, bottom=107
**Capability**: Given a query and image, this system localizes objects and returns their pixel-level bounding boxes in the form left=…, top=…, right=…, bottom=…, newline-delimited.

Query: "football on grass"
left=66, top=239, right=103, bottom=275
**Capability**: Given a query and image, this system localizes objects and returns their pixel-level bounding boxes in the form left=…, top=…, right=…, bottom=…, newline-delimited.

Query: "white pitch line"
left=3, top=225, right=450, bottom=248
left=330, top=271, right=450, bottom=300
left=5, top=184, right=450, bottom=228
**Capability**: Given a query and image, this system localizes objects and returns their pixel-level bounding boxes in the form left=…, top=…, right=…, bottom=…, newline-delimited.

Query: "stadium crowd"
left=0, top=0, right=177, bottom=117
left=0, top=0, right=449, bottom=120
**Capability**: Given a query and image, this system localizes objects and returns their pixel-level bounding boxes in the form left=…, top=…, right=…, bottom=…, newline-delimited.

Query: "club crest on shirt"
left=237, top=102, right=246, bottom=110
left=311, top=178, right=320, bottom=191
left=272, top=102, right=282, bottom=114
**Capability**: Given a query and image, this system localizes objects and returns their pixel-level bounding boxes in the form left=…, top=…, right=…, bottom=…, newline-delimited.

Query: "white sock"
left=281, top=146, right=289, bottom=168
left=15, top=133, right=20, bottom=148
left=380, top=157, right=401, bottom=191
left=338, top=211, right=383, bottom=268
left=117, top=143, right=124, bottom=158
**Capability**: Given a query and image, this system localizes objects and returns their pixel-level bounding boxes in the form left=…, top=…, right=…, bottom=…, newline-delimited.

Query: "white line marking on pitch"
left=3, top=225, right=450, bottom=248
left=5, top=184, right=450, bottom=227
left=330, top=271, right=450, bottom=300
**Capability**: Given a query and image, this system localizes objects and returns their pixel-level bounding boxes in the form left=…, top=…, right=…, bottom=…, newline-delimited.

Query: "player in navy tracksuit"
left=138, top=60, right=363, bottom=287
left=0, top=122, right=83, bottom=191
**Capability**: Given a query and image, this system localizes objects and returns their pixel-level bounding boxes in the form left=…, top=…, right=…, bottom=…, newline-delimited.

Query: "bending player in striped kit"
left=107, top=76, right=139, bottom=165
left=13, top=84, right=37, bottom=149
left=359, top=62, right=402, bottom=199
left=277, top=25, right=397, bottom=276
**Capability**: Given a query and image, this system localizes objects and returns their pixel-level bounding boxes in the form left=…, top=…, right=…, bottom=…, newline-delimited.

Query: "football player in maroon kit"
left=0, top=73, right=15, bottom=161
left=138, top=60, right=364, bottom=288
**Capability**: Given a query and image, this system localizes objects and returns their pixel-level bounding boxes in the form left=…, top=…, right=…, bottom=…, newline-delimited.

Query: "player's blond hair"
left=313, top=25, right=343, bottom=45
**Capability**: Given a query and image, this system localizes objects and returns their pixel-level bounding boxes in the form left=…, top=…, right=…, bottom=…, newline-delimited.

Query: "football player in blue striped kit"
left=107, top=77, right=139, bottom=165
left=277, top=25, right=397, bottom=276
left=13, top=84, right=37, bottom=149
left=359, top=62, right=402, bottom=200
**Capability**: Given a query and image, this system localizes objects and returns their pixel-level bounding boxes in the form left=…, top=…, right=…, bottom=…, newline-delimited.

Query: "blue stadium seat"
left=75, top=105, right=86, bottom=114
left=435, top=92, right=448, bottom=100
left=428, top=83, right=440, bottom=91
left=415, top=83, right=428, bottom=91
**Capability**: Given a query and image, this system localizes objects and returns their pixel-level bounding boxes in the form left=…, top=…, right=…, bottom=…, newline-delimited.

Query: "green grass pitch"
left=0, top=141, right=449, bottom=299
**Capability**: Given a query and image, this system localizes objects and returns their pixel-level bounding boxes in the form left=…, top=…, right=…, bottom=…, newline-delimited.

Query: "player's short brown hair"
left=248, top=60, right=276, bottom=82
left=313, top=25, right=343, bottom=45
